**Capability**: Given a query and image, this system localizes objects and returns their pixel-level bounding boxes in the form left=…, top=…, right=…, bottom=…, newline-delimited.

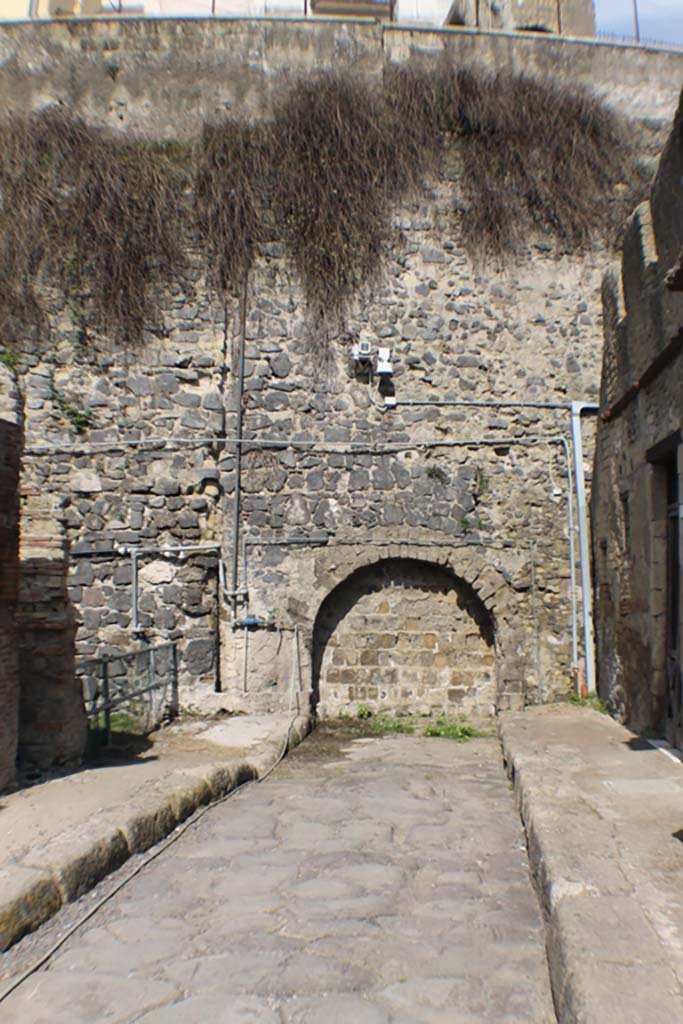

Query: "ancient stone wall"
left=0, top=18, right=681, bottom=139
left=592, top=92, right=683, bottom=737
left=15, top=176, right=606, bottom=718
left=19, top=272, right=228, bottom=710
left=3, top=19, right=682, bottom=728
left=0, top=367, right=21, bottom=790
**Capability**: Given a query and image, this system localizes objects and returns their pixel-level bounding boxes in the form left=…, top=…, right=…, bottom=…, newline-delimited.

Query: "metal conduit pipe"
left=120, top=544, right=221, bottom=556
left=27, top=433, right=585, bottom=456
left=557, top=436, right=579, bottom=677
left=119, top=543, right=222, bottom=634
left=392, top=399, right=580, bottom=411
left=231, top=276, right=249, bottom=626
left=570, top=402, right=599, bottom=694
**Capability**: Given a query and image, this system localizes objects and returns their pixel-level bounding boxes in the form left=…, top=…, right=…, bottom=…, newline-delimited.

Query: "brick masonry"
left=18, top=488, right=87, bottom=768
left=314, top=558, right=496, bottom=716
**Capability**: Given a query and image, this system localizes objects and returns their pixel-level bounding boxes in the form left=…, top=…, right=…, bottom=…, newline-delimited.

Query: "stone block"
left=0, top=864, right=62, bottom=952
left=185, top=638, right=215, bottom=676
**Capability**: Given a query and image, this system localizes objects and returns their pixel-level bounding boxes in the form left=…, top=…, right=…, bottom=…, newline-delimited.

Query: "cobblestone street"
left=2, top=728, right=555, bottom=1023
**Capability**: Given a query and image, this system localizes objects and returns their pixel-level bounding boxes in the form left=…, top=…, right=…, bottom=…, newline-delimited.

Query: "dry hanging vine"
left=0, top=64, right=645, bottom=353
left=0, top=109, right=186, bottom=347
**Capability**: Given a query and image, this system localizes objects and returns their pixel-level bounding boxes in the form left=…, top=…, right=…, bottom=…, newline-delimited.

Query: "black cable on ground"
left=0, top=688, right=303, bottom=1006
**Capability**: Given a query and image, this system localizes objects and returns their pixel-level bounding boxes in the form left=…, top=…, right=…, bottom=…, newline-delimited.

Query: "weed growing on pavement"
left=369, top=715, right=416, bottom=735
left=356, top=703, right=373, bottom=719
left=423, top=716, right=486, bottom=741
left=564, top=692, right=609, bottom=714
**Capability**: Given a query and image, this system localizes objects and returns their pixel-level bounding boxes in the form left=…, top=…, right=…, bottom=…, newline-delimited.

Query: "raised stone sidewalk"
left=500, top=705, right=683, bottom=1023
left=0, top=713, right=310, bottom=952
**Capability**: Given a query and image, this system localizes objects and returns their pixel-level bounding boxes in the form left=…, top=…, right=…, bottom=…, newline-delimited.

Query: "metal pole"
left=231, top=275, right=249, bottom=624
left=214, top=568, right=222, bottom=694
left=131, top=550, right=141, bottom=633
left=530, top=542, right=543, bottom=703
left=559, top=437, right=579, bottom=679
left=171, top=642, right=179, bottom=716
left=242, top=628, right=249, bottom=693
left=632, top=0, right=641, bottom=42
left=101, top=661, right=111, bottom=746
left=570, top=402, right=598, bottom=694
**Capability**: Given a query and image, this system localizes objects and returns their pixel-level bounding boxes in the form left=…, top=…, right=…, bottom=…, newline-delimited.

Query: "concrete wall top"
left=0, top=18, right=681, bottom=137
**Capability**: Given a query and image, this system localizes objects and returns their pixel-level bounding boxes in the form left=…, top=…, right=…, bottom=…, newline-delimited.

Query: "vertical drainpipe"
left=131, top=549, right=141, bottom=634
left=231, top=274, right=249, bottom=625
left=559, top=437, right=579, bottom=679
left=570, top=402, right=599, bottom=694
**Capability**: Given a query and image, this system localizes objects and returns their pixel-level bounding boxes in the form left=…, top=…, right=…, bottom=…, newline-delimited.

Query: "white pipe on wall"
left=570, top=401, right=599, bottom=693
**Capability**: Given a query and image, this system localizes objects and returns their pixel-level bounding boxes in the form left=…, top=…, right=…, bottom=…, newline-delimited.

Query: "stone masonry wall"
left=19, top=272, right=228, bottom=711
left=2, top=21, right=682, bottom=737
left=215, top=192, right=601, bottom=714
left=0, top=19, right=681, bottom=138
left=592, top=92, right=683, bottom=737
left=0, top=366, right=21, bottom=790
left=16, top=178, right=606, bottom=719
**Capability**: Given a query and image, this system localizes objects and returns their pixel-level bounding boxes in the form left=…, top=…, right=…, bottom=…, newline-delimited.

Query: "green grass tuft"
left=423, top=716, right=486, bottom=741
left=369, top=715, right=415, bottom=735
left=565, top=692, right=609, bottom=714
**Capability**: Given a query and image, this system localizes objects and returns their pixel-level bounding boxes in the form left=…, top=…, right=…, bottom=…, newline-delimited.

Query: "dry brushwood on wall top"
left=0, top=65, right=645, bottom=352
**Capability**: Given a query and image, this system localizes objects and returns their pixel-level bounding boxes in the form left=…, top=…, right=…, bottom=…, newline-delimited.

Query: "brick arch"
left=311, top=554, right=501, bottom=718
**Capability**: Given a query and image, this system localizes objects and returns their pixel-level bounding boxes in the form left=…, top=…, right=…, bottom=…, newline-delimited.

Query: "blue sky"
left=595, top=0, right=683, bottom=45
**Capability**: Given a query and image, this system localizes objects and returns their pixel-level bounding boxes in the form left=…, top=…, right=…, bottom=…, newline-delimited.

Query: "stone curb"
left=498, top=711, right=683, bottom=1024
left=498, top=713, right=597, bottom=1023
left=0, top=714, right=311, bottom=953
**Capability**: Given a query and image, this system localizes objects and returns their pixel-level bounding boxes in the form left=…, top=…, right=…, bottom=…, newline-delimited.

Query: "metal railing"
left=79, top=641, right=179, bottom=744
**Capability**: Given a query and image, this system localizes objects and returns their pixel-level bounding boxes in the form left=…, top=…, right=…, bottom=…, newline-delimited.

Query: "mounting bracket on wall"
left=376, top=347, right=396, bottom=405
left=350, top=338, right=396, bottom=404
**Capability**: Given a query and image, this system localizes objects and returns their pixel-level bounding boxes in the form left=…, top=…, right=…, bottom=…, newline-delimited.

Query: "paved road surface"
left=2, top=728, right=555, bottom=1023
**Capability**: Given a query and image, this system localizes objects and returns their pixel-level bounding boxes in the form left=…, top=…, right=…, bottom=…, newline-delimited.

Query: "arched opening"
left=312, top=557, right=496, bottom=718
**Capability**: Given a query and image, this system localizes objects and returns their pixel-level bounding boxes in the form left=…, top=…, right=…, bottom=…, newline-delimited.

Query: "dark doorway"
left=665, top=455, right=682, bottom=747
